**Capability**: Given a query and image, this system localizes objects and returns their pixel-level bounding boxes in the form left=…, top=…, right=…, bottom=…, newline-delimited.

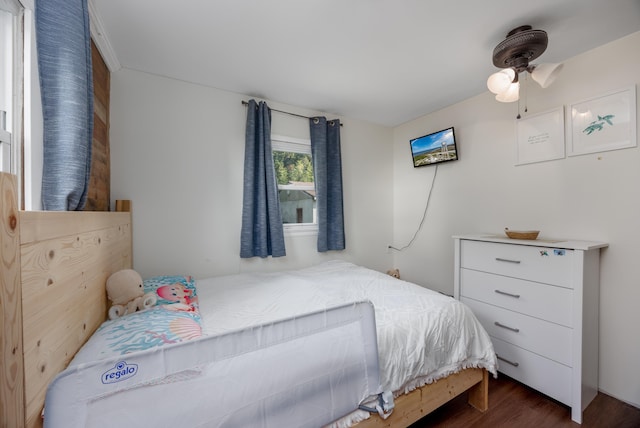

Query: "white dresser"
left=453, top=234, right=608, bottom=424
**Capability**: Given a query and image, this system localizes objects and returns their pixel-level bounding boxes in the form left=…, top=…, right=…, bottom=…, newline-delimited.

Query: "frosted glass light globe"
left=487, top=68, right=516, bottom=94
left=495, top=81, right=520, bottom=102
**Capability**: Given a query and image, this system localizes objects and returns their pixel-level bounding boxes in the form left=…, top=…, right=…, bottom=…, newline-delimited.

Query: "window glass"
left=272, top=135, right=318, bottom=234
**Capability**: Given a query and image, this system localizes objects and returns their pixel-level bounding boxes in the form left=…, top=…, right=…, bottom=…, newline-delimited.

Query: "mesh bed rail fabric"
left=43, top=301, right=382, bottom=428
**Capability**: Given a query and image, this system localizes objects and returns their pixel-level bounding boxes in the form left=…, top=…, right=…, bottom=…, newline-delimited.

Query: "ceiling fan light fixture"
left=487, top=68, right=516, bottom=94
left=492, top=25, right=548, bottom=71
left=487, top=25, right=562, bottom=108
left=529, top=62, right=564, bottom=88
left=495, top=81, right=520, bottom=103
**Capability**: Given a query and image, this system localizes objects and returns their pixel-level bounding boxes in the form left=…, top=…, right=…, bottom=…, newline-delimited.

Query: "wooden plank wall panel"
left=1, top=173, right=24, bottom=428
left=19, top=213, right=132, bottom=428
left=18, top=211, right=130, bottom=245
left=86, top=40, right=111, bottom=212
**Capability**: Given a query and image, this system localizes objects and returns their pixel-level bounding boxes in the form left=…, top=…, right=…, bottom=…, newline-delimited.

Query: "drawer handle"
left=494, top=321, right=520, bottom=333
left=495, top=289, right=521, bottom=299
left=496, top=354, right=520, bottom=367
left=495, top=257, right=521, bottom=264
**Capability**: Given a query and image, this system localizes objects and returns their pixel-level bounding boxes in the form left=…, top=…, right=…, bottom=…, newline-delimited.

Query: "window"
left=0, top=0, right=23, bottom=175
left=271, top=135, right=318, bottom=235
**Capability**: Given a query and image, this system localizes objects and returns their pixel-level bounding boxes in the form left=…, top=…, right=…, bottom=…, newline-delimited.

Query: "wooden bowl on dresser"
left=504, top=228, right=539, bottom=240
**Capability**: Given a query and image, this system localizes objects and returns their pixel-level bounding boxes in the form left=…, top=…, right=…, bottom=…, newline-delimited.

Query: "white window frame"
left=271, top=134, right=318, bottom=236
left=0, top=128, right=10, bottom=173
left=0, top=0, right=24, bottom=186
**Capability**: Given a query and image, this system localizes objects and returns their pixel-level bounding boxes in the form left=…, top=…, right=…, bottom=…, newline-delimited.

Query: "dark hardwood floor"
left=409, top=374, right=640, bottom=428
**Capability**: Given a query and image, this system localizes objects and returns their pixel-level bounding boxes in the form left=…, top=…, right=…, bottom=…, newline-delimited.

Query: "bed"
left=0, top=171, right=496, bottom=428
left=195, top=261, right=497, bottom=427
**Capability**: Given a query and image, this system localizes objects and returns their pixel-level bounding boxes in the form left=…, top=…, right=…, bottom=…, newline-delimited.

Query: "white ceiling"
left=90, top=0, right=640, bottom=127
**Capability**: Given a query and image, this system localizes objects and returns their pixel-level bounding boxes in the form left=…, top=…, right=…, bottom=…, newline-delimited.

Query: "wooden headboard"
left=0, top=172, right=133, bottom=428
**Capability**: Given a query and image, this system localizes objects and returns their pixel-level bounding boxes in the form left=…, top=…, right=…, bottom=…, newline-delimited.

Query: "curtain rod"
left=241, top=100, right=343, bottom=126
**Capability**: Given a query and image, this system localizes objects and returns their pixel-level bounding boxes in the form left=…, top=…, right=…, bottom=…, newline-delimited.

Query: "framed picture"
left=515, top=106, right=565, bottom=165
left=567, top=85, right=637, bottom=156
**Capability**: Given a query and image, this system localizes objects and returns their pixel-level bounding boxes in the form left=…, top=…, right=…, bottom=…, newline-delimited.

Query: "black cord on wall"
left=388, top=164, right=438, bottom=251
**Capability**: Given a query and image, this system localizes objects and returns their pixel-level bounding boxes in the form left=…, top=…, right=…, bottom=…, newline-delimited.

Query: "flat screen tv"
left=409, top=127, right=458, bottom=167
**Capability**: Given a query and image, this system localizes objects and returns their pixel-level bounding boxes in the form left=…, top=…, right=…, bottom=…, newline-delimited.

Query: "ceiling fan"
left=487, top=25, right=563, bottom=103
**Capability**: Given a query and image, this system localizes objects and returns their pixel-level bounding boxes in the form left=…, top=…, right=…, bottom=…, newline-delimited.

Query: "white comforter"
left=197, top=260, right=497, bottom=396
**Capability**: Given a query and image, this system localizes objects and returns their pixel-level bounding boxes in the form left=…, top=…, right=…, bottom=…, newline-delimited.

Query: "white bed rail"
left=43, top=301, right=381, bottom=428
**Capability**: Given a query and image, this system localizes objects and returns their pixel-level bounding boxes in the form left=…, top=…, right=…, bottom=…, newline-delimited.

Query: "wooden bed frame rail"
left=1, top=172, right=132, bottom=428
left=356, top=368, right=488, bottom=427
left=1, top=170, right=487, bottom=428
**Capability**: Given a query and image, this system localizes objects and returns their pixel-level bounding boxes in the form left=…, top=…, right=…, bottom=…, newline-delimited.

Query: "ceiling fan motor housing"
left=492, top=25, right=548, bottom=72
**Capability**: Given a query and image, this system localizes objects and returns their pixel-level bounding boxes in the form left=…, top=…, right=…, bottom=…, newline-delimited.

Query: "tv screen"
left=409, top=127, right=458, bottom=167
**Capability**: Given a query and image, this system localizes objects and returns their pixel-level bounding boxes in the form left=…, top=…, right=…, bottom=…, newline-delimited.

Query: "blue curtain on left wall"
left=36, top=0, right=93, bottom=210
left=240, top=100, right=286, bottom=258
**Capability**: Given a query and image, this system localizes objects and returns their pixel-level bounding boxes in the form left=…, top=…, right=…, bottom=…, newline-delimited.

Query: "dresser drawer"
left=492, top=337, right=571, bottom=406
left=460, top=240, right=573, bottom=287
left=462, top=297, right=572, bottom=366
left=460, top=269, right=573, bottom=327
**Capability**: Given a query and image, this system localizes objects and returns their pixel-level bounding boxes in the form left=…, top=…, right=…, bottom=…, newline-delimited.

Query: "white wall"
left=109, top=69, right=394, bottom=279
left=391, top=31, right=640, bottom=407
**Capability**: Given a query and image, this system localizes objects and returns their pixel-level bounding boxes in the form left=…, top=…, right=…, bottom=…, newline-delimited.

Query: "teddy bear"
left=386, top=268, right=400, bottom=279
left=106, top=269, right=157, bottom=320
